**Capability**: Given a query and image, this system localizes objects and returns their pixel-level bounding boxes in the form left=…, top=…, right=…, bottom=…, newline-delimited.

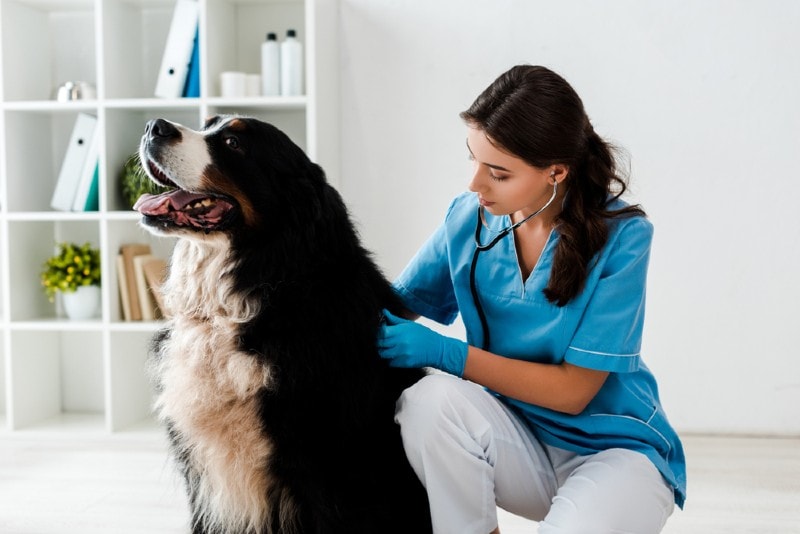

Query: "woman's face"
left=466, top=126, right=560, bottom=219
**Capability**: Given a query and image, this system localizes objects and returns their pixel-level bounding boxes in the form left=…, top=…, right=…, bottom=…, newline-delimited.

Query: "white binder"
left=50, top=113, right=97, bottom=211
left=154, top=0, right=199, bottom=98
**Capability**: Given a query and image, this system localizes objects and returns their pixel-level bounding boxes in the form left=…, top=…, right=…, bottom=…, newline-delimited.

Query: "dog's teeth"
left=184, top=199, right=213, bottom=211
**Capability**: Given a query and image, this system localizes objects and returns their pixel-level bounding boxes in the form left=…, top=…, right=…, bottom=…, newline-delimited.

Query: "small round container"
left=55, top=81, right=97, bottom=102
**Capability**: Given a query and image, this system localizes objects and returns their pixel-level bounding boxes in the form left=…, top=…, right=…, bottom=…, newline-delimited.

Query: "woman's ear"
left=549, top=164, right=569, bottom=184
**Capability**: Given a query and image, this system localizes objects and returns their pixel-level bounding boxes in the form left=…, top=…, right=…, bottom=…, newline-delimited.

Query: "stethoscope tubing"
left=470, top=181, right=559, bottom=350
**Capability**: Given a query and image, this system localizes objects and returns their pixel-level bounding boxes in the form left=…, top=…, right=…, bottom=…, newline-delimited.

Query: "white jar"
left=280, top=29, right=303, bottom=96
left=261, top=32, right=280, bottom=96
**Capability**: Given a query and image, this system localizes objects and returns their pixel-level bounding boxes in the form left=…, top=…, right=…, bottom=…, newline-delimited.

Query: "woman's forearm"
left=462, top=346, right=608, bottom=415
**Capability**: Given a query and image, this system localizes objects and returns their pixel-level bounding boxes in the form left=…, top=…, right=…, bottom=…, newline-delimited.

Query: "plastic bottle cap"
left=287, top=29, right=297, bottom=38
left=267, top=32, right=277, bottom=41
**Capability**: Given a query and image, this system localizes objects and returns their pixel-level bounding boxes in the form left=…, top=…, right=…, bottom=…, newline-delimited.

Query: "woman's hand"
left=377, top=310, right=468, bottom=376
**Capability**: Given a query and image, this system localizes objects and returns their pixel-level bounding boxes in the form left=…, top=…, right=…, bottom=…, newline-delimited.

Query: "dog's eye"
left=225, top=136, right=240, bottom=150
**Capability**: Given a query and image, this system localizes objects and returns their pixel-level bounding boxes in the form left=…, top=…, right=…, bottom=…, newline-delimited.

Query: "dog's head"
left=135, top=115, right=324, bottom=240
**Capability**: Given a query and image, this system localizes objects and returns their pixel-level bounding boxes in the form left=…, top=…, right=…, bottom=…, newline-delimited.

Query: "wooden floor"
left=0, top=432, right=798, bottom=533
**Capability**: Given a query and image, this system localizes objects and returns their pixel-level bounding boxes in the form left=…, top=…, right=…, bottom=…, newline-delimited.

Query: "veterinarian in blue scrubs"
left=378, top=65, right=686, bottom=534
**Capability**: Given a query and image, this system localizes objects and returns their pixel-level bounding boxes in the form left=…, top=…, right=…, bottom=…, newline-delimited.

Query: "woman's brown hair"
left=461, top=65, right=645, bottom=306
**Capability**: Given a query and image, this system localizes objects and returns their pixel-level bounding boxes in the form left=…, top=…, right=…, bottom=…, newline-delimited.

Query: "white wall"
left=337, top=0, right=800, bottom=436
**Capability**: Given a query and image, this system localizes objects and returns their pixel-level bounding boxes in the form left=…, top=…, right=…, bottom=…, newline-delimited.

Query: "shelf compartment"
left=1, top=0, right=97, bottom=103
left=2, top=109, right=100, bottom=213
left=7, top=329, right=105, bottom=432
left=205, top=0, right=305, bottom=98
left=104, top=219, right=175, bottom=324
left=7, top=219, right=100, bottom=321
left=107, top=331, right=157, bottom=432
left=102, top=0, right=180, bottom=100
left=105, top=106, right=202, bottom=212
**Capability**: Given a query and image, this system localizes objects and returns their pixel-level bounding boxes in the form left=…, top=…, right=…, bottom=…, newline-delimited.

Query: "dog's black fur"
left=136, top=116, right=431, bottom=533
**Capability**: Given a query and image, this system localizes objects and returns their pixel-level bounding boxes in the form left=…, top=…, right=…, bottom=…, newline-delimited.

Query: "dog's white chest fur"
left=152, top=240, right=274, bottom=533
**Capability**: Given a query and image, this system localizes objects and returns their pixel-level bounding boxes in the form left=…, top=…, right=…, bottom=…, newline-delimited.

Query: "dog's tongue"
left=134, top=190, right=206, bottom=215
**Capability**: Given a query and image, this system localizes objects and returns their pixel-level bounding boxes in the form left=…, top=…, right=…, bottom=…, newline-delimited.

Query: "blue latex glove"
left=377, top=310, right=468, bottom=377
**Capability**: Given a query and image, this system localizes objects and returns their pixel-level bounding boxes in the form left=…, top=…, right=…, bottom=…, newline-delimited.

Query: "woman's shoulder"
left=605, top=197, right=653, bottom=235
left=442, top=191, right=479, bottom=225
left=447, top=191, right=478, bottom=213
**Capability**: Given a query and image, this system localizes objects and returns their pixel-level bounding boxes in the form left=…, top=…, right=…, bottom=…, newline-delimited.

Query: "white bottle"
left=261, top=32, right=280, bottom=96
left=280, top=29, right=303, bottom=96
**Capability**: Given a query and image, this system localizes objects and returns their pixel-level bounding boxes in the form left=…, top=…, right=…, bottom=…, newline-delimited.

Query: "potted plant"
left=120, top=154, right=169, bottom=209
left=40, top=241, right=102, bottom=319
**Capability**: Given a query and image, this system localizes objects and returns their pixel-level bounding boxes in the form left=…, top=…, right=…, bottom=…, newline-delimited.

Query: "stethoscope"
left=470, top=180, right=559, bottom=351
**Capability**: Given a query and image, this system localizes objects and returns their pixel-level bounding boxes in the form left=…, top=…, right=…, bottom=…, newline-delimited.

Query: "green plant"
left=40, top=242, right=101, bottom=302
left=120, top=154, right=170, bottom=209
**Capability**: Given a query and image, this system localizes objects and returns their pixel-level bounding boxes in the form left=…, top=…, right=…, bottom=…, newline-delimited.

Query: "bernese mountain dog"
left=134, top=116, right=432, bottom=534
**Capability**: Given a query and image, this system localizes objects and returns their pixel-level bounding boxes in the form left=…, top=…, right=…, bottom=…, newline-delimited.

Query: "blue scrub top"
left=393, top=192, right=687, bottom=508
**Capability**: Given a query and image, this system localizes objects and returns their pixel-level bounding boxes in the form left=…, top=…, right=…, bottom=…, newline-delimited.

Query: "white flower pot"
left=62, top=285, right=100, bottom=320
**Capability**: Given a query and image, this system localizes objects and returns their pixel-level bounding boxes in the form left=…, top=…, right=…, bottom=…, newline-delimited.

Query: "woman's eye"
left=490, top=173, right=508, bottom=182
left=225, top=136, right=240, bottom=150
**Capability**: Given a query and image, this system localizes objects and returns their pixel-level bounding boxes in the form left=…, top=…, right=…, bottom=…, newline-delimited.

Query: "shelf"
left=1, top=96, right=307, bottom=110
left=108, top=321, right=164, bottom=332
left=4, top=212, right=103, bottom=222
left=204, top=96, right=307, bottom=109
left=7, top=319, right=163, bottom=333
left=103, top=96, right=307, bottom=110
left=102, top=98, right=202, bottom=110
left=104, top=211, right=143, bottom=221
left=1, top=0, right=337, bottom=436
left=1, top=100, right=99, bottom=112
left=9, top=413, right=106, bottom=436
left=9, top=319, right=104, bottom=331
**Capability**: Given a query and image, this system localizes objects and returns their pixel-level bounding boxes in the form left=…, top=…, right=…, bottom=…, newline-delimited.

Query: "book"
left=154, top=0, right=200, bottom=98
left=50, top=113, right=97, bottom=211
left=133, top=254, right=162, bottom=321
left=142, top=256, right=169, bottom=318
left=120, top=243, right=151, bottom=321
left=71, top=126, right=100, bottom=211
left=182, top=26, right=200, bottom=98
left=116, top=255, right=132, bottom=321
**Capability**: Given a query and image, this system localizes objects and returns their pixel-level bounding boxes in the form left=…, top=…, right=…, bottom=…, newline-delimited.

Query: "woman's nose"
left=468, top=165, right=488, bottom=193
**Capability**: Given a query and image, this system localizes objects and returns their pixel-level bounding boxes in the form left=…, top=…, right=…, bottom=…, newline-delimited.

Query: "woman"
left=377, top=65, right=686, bottom=534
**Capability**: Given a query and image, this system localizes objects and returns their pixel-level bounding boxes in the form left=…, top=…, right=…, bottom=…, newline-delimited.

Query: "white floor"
left=0, top=432, right=798, bottom=533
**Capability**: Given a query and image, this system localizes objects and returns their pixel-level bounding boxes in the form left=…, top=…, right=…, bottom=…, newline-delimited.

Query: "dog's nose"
left=146, top=118, right=180, bottom=141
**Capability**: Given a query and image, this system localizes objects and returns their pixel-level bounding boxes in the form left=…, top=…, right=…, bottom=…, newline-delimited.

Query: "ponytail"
left=543, top=128, right=646, bottom=306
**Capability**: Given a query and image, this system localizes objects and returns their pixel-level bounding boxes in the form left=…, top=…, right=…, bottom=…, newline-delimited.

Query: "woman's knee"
left=539, top=449, right=674, bottom=533
left=396, top=374, right=489, bottom=448
left=396, top=374, right=462, bottom=428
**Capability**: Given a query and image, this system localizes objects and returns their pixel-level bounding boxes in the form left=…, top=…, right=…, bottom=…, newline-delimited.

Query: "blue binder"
left=182, top=26, right=200, bottom=98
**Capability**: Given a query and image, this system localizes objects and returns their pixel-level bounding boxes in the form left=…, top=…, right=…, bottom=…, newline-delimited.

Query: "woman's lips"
left=479, top=197, right=495, bottom=207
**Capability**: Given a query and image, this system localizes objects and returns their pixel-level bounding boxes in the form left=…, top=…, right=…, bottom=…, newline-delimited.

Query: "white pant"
left=396, top=374, right=675, bottom=534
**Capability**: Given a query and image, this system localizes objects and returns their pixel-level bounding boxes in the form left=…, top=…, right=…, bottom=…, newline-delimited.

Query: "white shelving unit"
left=0, top=0, right=339, bottom=435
